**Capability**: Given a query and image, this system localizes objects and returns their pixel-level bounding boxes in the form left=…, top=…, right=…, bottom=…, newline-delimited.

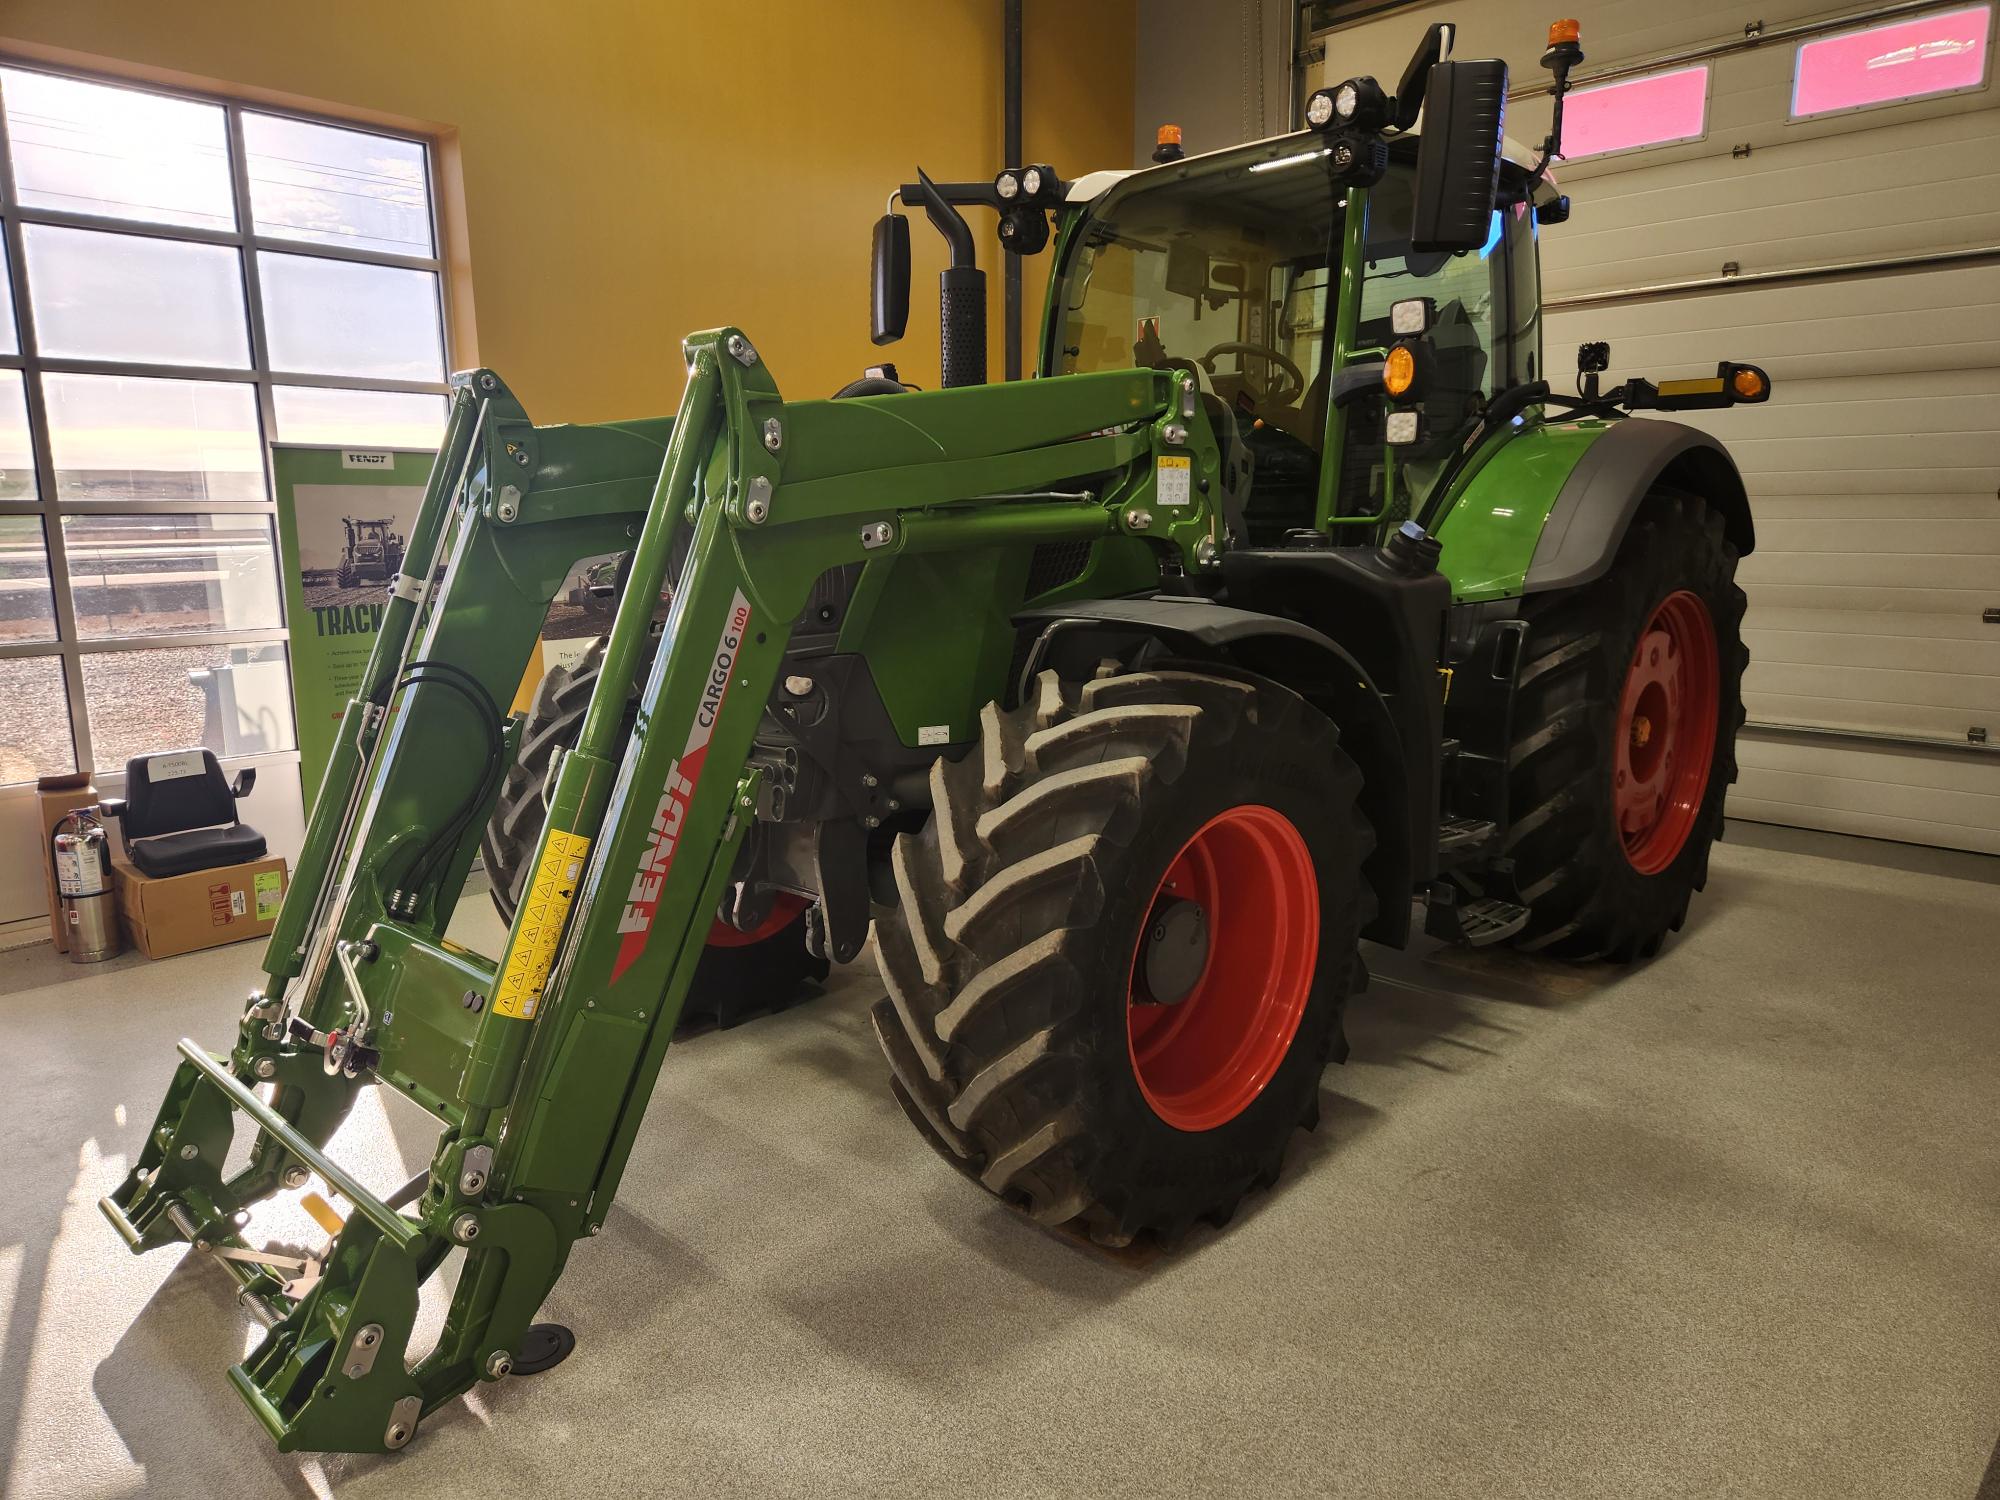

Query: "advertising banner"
left=271, top=443, right=434, bottom=809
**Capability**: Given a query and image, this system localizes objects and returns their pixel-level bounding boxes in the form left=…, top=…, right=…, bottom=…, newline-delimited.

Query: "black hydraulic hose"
left=393, top=661, right=505, bottom=905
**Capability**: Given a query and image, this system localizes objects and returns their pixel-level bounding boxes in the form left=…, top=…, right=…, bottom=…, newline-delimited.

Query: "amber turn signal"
left=1383, top=343, right=1418, bottom=398
left=1731, top=366, right=1766, bottom=400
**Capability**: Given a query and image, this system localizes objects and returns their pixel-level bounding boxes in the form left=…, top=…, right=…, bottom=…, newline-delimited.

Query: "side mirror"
left=871, top=212, right=911, bottom=346
left=1409, top=58, right=1508, bottom=254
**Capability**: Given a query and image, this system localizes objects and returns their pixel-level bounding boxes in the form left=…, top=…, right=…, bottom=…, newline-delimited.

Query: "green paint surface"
left=1433, top=419, right=1610, bottom=602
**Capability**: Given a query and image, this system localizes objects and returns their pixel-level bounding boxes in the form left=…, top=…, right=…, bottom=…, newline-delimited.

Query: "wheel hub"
left=1137, top=898, right=1210, bottom=1005
left=1614, top=589, right=1720, bottom=875
left=1125, top=804, right=1318, bottom=1133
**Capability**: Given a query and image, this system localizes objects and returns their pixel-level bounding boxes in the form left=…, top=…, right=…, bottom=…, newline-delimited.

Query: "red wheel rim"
left=1615, top=589, right=1720, bottom=875
left=1125, top=804, right=1318, bottom=1132
left=706, top=892, right=807, bottom=948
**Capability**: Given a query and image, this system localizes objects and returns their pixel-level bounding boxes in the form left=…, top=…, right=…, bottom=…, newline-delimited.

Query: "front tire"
left=871, top=665, right=1373, bottom=1246
left=1500, top=488, right=1748, bottom=961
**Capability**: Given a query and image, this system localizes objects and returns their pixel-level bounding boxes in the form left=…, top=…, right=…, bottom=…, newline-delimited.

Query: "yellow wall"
left=1, top=0, right=1137, bottom=423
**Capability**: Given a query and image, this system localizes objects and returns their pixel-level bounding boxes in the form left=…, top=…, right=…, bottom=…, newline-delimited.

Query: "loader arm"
left=101, top=329, right=1199, bottom=1453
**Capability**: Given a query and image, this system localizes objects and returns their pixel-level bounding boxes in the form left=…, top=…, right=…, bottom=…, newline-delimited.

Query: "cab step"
left=1436, top=816, right=1497, bottom=860
left=1423, top=882, right=1531, bottom=946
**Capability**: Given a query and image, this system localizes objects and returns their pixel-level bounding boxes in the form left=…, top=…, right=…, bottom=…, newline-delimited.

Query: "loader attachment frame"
left=102, top=328, right=1191, bottom=1452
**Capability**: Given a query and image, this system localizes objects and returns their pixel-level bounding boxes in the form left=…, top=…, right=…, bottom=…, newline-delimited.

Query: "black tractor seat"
left=99, top=749, right=266, bottom=878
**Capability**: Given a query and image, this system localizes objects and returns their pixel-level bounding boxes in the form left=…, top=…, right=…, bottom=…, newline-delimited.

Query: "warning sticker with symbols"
left=1156, top=453, right=1192, bottom=506
left=493, top=829, right=591, bottom=1020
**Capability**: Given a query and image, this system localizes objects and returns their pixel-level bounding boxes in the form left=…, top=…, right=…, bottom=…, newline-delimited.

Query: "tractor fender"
left=1523, top=418, right=1754, bottom=594
left=1014, top=596, right=1413, bottom=946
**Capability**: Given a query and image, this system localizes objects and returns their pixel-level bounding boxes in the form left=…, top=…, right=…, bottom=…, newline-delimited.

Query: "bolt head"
left=178, top=1143, right=199, bottom=1161
left=451, top=1212, right=481, bottom=1243
left=1125, top=509, right=1154, bottom=532
left=282, top=1164, right=310, bottom=1189
left=485, top=1350, right=514, bottom=1379
left=1162, top=422, right=1188, bottom=446
left=726, top=334, right=758, bottom=366
left=477, top=373, right=497, bottom=391
left=253, top=1056, right=278, bottom=1079
left=762, top=417, right=783, bottom=451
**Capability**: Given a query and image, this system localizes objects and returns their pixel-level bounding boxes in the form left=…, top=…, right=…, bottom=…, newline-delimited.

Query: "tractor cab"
left=1045, top=135, right=1547, bottom=545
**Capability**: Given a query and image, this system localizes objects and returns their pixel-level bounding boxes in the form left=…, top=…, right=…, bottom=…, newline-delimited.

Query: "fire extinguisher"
left=52, top=809, right=121, bottom=963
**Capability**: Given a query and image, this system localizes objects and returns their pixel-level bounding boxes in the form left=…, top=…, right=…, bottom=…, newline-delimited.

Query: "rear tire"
left=871, top=664, right=1373, bottom=1246
left=481, top=637, right=828, bottom=1031
left=1500, top=488, right=1748, bottom=961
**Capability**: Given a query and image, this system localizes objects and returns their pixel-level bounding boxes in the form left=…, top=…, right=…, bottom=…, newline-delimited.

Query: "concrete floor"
left=1, top=823, right=1995, bottom=1499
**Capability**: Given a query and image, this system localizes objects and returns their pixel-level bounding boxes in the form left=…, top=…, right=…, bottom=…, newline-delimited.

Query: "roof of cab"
left=1063, top=131, right=1553, bottom=206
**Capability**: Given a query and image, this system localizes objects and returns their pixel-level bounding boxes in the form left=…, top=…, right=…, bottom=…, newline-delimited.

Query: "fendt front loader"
left=104, top=19, right=1773, bottom=1452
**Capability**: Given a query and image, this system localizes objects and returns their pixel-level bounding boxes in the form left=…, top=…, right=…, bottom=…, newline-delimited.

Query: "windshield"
left=1048, top=142, right=1539, bottom=537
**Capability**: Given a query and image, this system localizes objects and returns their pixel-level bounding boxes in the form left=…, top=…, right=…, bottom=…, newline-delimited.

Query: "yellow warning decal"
left=493, top=829, right=591, bottom=1021
left=1155, top=452, right=1192, bottom=507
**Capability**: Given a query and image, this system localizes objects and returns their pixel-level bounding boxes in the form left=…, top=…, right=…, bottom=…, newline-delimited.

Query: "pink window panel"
left=1792, top=4, right=1993, bottom=118
left=1561, top=66, right=1710, bottom=160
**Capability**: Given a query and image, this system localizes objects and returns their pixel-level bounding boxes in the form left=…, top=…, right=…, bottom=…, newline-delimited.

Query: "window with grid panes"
left=0, top=64, right=449, bottom=784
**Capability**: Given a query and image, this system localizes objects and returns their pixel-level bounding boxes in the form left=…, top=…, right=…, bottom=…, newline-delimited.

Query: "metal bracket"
left=384, top=1394, right=421, bottom=1450
left=389, top=571, right=427, bottom=604
left=457, top=1144, right=493, bottom=1199
left=343, top=1322, right=385, bottom=1380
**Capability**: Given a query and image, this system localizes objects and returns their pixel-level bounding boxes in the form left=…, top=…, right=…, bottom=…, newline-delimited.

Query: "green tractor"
left=103, top=19, right=1768, bottom=1453
left=337, top=515, right=406, bottom=591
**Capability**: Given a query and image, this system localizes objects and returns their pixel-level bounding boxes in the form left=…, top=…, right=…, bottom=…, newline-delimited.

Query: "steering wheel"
left=1199, top=341, right=1306, bottom=407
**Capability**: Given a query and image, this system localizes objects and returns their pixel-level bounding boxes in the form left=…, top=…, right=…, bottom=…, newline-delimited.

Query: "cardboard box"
left=110, top=854, right=289, bottom=960
left=36, top=775, right=99, bottom=954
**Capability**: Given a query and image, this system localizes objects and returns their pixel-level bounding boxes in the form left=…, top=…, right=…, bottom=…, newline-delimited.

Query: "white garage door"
left=1314, top=0, right=2000, bottom=852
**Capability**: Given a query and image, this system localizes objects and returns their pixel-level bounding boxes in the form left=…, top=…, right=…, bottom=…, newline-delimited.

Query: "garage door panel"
left=1744, top=690, right=1986, bottom=741
left=1728, top=788, right=2000, bottom=851
left=1744, top=582, right=1990, bottom=615
left=1749, top=606, right=1994, bottom=640
left=1751, top=519, right=2000, bottom=555
left=1546, top=280, right=2000, bottom=386
left=1751, top=492, right=1997, bottom=524
left=1744, top=660, right=1994, bottom=714
left=1734, top=764, right=2000, bottom=824
left=1545, top=113, right=2000, bottom=292
left=1737, top=550, right=1995, bottom=590
left=1738, top=733, right=2000, bottom=796
left=1744, top=625, right=2000, bottom=678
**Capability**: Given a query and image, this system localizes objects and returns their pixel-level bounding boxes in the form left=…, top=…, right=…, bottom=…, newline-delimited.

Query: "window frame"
left=1555, top=63, right=1713, bottom=165
left=1786, top=1, right=1995, bottom=124
left=0, top=58, right=451, bottom=781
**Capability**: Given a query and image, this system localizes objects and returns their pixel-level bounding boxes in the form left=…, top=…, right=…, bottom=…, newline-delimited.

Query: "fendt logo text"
left=608, top=591, right=752, bottom=981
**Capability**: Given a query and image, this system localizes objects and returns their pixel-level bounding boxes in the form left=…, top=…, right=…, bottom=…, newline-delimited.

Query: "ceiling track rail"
left=1544, top=244, right=2000, bottom=310
left=1506, top=0, right=1973, bottom=99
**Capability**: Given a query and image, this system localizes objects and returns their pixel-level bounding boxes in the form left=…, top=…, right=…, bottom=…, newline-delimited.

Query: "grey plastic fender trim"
left=1523, top=418, right=1749, bottom=594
